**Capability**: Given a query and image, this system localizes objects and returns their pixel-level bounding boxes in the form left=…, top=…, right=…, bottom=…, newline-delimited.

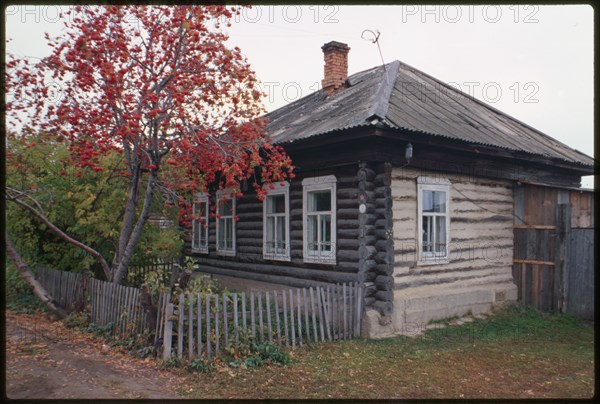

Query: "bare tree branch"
left=6, top=188, right=112, bottom=280
left=5, top=233, right=68, bottom=318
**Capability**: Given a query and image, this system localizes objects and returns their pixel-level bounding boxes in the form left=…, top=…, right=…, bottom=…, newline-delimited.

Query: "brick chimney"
left=321, top=41, right=350, bottom=96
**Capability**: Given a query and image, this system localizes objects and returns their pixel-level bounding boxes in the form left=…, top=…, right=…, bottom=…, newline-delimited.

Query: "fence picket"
left=321, top=287, right=332, bottom=341
left=223, top=294, right=228, bottom=348
left=197, top=294, right=202, bottom=357
left=178, top=294, right=184, bottom=359
left=303, top=288, right=310, bottom=343
left=233, top=293, right=239, bottom=345
left=266, top=292, right=273, bottom=343
left=241, top=292, right=248, bottom=334
left=282, top=290, right=289, bottom=347
left=215, top=294, right=220, bottom=354
left=317, top=287, right=325, bottom=342
left=162, top=303, right=173, bottom=360
left=296, top=289, right=302, bottom=346
left=206, top=294, right=211, bottom=359
left=250, top=292, right=256, bottom=340
left=188, top=293, right=194, bottom=361
left=343, top=283, right=348, bottom=339
left=241, top=292, right=247, bottom=335
left=274, top=291, right=281, bottom=347
left=258, top=293, right=264, bottom=342
left=289, top=289, right=295, bottom=348
left=310, top=287, right=318, bottom=342
left=355, top=284, right=362, bottom=337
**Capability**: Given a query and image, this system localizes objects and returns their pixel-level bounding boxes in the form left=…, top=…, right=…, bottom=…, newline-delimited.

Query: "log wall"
left=185, top=164, right=362, bottom=287
left=391, top=166, right=515, bottom=291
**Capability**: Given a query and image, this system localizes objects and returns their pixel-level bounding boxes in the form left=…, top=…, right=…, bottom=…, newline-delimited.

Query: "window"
left=191, top=193, right=209, bottom=253
left=263, top=182, right=290, bottom=261
left=216, top=192, right=236, bottom=256
left=302, top=175, right=336, bottom=264
left=417, top=177, right=450, bottom=262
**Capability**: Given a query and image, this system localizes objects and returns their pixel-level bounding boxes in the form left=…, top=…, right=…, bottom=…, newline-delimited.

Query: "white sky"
left=5, top=5, right=594, bottom=187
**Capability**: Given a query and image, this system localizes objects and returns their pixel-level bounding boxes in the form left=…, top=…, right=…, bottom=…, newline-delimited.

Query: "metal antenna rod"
left=361, top=29, right=386, bottom=73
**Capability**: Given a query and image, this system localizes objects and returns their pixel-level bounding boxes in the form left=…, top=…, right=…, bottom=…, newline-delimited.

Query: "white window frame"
left=191, top=193, right=209, bottom=253
left=262, top=182, right=291, bottom=261
left=302, top=175, right=337, bottom=265
left=417, top=176, right=451, bottom=264
left=216, top=191, right=236, bottom=256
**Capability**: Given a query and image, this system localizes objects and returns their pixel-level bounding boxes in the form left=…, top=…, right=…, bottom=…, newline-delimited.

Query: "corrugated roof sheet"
left=265, top=60, right=594, bottom=167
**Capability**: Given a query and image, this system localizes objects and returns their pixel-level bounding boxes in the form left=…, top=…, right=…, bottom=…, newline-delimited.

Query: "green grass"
left=176, top=306, right=594, bottom=399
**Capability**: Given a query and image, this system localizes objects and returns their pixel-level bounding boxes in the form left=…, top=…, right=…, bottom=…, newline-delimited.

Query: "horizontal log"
left=195, top=257, right=357, bottom=284
left=337, top=238, right=360, bottom=250
left=236, top=229, right=263, bottom=238
left=337, top=250, right=359, bottom=262
left=338, top=219, right=359, bottom=230
left=513, top=225, right=556, bottom=230
left=513, top=259, right=555, bottom=266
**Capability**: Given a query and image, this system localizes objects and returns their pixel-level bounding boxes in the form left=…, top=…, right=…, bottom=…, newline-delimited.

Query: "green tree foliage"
left=6, top=132, right=183, bottom=278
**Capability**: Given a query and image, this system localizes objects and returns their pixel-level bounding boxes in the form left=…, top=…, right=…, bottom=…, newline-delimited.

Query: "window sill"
left=263, top=255, right=291, bottom=262
left=217, top=250, right=236, bottom=257
left=303, top=256, right=336, bottom=265
left=191, top=248, right=209, bottom=254
left=417, top=258, right=450, bottom=266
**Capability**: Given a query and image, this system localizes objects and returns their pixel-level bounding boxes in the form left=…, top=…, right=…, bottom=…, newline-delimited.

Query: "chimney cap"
left=322, top=41, right=350, bottom=52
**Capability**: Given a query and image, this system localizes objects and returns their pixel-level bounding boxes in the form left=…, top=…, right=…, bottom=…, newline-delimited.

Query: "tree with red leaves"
left=6, top=5, right=293, bottom=284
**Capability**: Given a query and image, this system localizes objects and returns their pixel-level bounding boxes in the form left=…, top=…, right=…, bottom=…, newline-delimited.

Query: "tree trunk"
left=112, top=173, right=157, bottom=284
left=140, top=284, right=157, bottom=341
left=5, top=233, right=67, bottom=319
left=113, top=164, right=141, bottom=274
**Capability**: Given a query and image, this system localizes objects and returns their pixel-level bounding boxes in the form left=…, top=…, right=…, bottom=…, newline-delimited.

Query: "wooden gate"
left=513, top=184, right=594, bottom=318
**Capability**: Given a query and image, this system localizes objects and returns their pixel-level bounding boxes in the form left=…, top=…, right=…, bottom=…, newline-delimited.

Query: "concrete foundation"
left=362, top=281, right=517, bottom=338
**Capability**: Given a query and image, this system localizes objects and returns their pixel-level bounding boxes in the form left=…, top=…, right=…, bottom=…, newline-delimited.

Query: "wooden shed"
left=186, top=41, right=594, bottom=336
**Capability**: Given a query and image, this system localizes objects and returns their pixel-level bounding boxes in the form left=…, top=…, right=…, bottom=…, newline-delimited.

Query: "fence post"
left=355, top=284, right=362, bottom=337
left=162, top=303, right=174, bottom=360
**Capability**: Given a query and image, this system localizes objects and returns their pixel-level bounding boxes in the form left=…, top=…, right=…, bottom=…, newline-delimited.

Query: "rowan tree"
left=6, top=5, right=293, bottom=284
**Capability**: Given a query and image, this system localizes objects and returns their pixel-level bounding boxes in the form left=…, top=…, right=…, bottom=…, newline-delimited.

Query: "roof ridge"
left=366, top=60, right=401, bottom=121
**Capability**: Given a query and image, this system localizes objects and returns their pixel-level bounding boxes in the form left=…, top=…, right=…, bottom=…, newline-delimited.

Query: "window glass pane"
left=277, top=216, right=286, bottom=254
left=308, top=190, right=331, bottom=212
left=266, top=217, right=275, bottom=252
left=435, top=216, right=446, bottom=253
left=433, top=191, right=446, bottom=212
left=276, top=216, right=285, bottom=244
left=268, top=194, right=285, bottom=214
left=320, top=214, right=331, bottom=244
left=422, top=215, right=433, bottom=252
left=422, top=190, right=433, bottom=213
left=307, top=215, right=318, bottom=253
left=218, top=217, right=233, bottom=250
left=192, top=219, right=199, bottom=248
left=219, top=198, right=233, bottom=216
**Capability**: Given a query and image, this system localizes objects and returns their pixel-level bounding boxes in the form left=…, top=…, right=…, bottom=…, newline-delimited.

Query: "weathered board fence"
left=124, top=258, right=173, bottom=288
left=159, top=283, right=363, bottom=361
left=35, top=267, right=148, bottom=338
left=34, top=267, right=365, bottom=358
left=513, top=185, right=594, bottom=319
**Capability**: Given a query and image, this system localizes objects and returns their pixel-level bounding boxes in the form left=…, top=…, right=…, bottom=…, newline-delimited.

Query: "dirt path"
left=4, top=310, right=182, bottom=400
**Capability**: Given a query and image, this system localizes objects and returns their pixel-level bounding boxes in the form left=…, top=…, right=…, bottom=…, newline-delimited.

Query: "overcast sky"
left=5, top=5, right=594, bottom=187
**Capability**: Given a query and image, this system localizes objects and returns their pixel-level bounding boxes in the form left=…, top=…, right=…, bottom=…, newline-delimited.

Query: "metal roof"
left=265, top=60, right=594, bottom=167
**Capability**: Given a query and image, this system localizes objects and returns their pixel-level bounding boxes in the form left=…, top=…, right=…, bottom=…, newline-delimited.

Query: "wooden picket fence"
left=34, top=267, right=365, bottom=359
left=35, top=267, right=148, bottom=338
left=159, top=283, right=363, bottom=361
